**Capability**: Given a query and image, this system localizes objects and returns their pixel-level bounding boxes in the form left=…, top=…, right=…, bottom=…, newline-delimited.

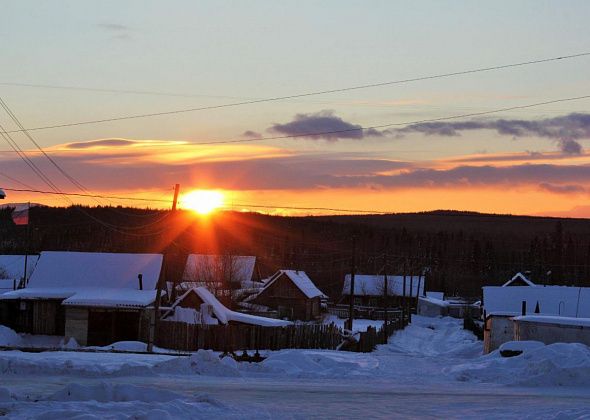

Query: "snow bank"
left=88, top=341, right=171, bottom=353
left=0, top=351, right=173, bottom=377
left=383, top=315, right=482, bottom=358
left=259, top=350, right=379, bottom=378
left=450, top=342, right=590, bottom=387
left=154, top=350, right=242, bottom=377
left=0, top=325, right=22, bottom=347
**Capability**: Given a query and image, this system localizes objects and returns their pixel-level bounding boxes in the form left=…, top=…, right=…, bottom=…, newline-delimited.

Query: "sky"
left=2, top=1, right=590, bottom=216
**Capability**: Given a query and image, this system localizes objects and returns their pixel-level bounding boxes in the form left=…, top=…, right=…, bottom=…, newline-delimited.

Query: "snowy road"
left=2, top=316, right=590, bottom=418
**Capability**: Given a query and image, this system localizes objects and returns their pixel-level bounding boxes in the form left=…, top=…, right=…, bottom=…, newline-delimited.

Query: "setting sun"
left=181, top=190, right=225, bottom=215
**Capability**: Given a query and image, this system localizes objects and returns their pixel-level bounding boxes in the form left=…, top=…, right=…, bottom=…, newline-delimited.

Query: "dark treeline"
left=1, top=206, right=590, bottom=299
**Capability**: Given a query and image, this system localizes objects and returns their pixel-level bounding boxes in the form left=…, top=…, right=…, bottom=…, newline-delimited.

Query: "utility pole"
left=382, top=247, right=389, bottom=343
left=171, top=184, right=180, bottom=211
left=23, top=202, right=31, bottom=287
left=346, top=234, right=356, bottom=331
left=148, top=185, right=179, bottom=352
left=402, top=261, right=407, bottom=325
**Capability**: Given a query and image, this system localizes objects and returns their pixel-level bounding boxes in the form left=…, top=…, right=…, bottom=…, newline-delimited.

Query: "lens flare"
left=182, top=190, right=225, bottom=215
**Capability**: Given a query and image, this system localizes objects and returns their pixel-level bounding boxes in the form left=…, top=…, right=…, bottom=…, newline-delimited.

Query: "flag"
left=12, top=208, right=29, bottom=226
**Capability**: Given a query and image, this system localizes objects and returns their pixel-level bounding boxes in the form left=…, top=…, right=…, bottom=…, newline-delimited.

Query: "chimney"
left=138, top=274, right=143, bottom=290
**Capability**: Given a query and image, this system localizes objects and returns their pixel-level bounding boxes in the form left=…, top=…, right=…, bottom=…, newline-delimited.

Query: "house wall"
left=514, top=320, right=590, bottom=347
left=484, top=315, right=514, bottom=354
left=253, top=274, right=318, bottom=321
left=65, top=307, right=89, bottom=346
left=0, top=300, right=65, bottom=336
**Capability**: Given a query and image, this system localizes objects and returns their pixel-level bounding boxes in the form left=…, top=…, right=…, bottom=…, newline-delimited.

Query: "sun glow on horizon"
left=181, top=190, right=225, bottom=215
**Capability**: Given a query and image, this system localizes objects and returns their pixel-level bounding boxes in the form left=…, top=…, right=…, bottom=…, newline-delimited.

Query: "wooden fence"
left=153, top=309, right=409, bottom=353
left=354, top=312, right=409, bottom=352
left=155, top=322, right=343, bottom=352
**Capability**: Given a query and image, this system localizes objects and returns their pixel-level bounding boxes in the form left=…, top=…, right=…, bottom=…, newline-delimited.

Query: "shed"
left=0, top=251, right=163, bottom=345
left=340, top=274, right=425, bottom=308
left=513, top=315, right=590, bottom=347
left=250, top=270, right=327, bottom=321
left=165, top=287, right=291, bottom=327
left=482, top=285, right=590, bottom=353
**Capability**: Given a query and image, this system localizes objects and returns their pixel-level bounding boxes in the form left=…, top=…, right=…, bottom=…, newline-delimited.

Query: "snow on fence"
left=152, top=309, right=408, bottom=353
left=153, top=322, right=344, bottom=352
left=327, top=304, right=407, bottom=321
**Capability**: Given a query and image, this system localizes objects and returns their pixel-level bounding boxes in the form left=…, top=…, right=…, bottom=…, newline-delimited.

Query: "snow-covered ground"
left=2, top=316, right=590, bottom=418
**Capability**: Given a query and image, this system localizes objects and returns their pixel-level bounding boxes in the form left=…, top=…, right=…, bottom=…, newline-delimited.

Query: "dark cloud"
left=397, top=113, right=590, bottom=155
left=5, top=138, right=590, bottom=195
left=539, top=183, right=586, bottom=194
left=559, top=138, right=583, bottom=155
left=66, top=139, right=138, bottom=149
left=270, top=110, right=383, bottom=141
left=242, top=130, right=262, bottom=139
left=451, top=150, right=583, bottom=164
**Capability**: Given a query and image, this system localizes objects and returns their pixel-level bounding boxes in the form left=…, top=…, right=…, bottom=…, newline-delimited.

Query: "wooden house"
left=339, top=274, right=425, bottom=308
left=0, top=251, right=163, bottom=346
left=250, top=270, right=327, bottom=321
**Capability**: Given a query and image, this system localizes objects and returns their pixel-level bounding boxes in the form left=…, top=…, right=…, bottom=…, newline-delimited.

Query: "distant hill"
left=1, top=206, right=588, bottom=298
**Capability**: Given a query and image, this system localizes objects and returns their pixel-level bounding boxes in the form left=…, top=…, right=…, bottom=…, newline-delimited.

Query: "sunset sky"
left=2, top=1, right=590, bottom=216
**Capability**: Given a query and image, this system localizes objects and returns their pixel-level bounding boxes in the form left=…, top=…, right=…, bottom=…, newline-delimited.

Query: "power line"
left=3, top=52, right=589, bottom=134
left=188, top=94, right=590, bottom=145
left=0, top=96, right=88, bottom=193
left=0, top=187, right=172, bottom=203
left=1, top=187, right=386, bottom=213
left=225, top=203, right=384, bottom=214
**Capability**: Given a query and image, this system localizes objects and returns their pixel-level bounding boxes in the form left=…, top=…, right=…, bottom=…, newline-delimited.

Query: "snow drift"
left=450, top=342, right=590, bottom=387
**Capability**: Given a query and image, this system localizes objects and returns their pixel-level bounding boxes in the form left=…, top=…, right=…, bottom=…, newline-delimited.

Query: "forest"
left=1, top=205, right=589, bottom=299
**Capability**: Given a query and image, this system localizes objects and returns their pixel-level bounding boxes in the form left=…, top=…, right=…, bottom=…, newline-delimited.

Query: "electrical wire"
left=3, top=52, right=589, bottom=134
left=189, top=94, right=590, bottom=145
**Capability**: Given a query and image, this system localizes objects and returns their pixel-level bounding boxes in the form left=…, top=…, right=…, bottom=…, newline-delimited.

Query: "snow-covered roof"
left=0, top=279, right=16, bottom=294
left=26, top=251, right=163, bottom=290
left=342, top=274, right=425, bottom=297
left=426, top=291, right=444, bottom=300
left=0, top=255, right=39, bottom=281
left=0, top=252, right=163, bottom=307
left=0, top=286, right=158, bottom=308
left=419, top=296, right=449, bottom=307
left=61, top=288, right=157, bottom=308
left=189, top=287, right=291, bottom=327
left=483, top=285, right=590, bottom=318
left=182, top=254, right=256, bottom=285
left=514, top=315, right=590, bottom=328
left=262, top=270, right=327, bottom=299
left=502, top=272, right=536, bottom=287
